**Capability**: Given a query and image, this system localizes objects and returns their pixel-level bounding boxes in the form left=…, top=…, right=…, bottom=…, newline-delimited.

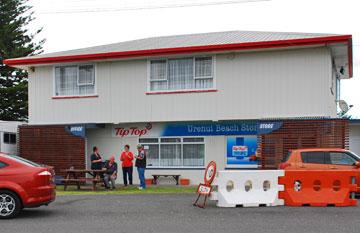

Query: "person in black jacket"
left=135, top=144, right=147, bottom=190
left=103, top=156, right=118, bottom=189
left=90, top=146, right=103, bottom=170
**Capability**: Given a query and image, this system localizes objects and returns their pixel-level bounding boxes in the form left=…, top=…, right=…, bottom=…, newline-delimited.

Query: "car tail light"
left=38, top=170, right=53, bottom=184
left=38, top=171, right=52, bottom=176
left=279, top=162, right=291, bottom=169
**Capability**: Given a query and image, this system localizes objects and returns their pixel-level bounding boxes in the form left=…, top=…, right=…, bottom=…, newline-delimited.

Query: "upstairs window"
left=54, top=64, right=95, bottom=96
left=149, top=57, right=214, bottom=92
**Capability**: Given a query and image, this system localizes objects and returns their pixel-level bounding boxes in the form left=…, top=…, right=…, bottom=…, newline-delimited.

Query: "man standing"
left=135, top=144, right=147, bottom=190
left=104, top=156, right=118, bottom=189
left=120, top=144, right=134, bottom=186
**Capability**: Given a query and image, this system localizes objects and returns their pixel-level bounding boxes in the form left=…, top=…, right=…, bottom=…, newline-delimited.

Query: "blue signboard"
left=226, top=136, right=258, bottom=167
left=161, top=121, right=282, bottom=137
left=65, top=125, right=85, bottom=138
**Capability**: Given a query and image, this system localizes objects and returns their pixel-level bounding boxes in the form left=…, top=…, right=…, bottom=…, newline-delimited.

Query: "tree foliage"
left=0, top=0, right=44, bottom=121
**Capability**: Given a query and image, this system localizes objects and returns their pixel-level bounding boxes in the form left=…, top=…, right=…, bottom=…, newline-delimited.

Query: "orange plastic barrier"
left=279, top=170, right=358, bottom=207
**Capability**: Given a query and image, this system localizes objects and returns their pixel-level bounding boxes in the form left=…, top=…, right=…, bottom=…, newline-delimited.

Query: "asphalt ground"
left=2, top=194, right=360, bottom=233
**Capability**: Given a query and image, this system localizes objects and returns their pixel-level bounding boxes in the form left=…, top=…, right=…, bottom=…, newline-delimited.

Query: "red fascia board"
left=4, top=35, right=352, bottom=67
left=348, top=38, right=353, bottom=77
left=52, top=95, right=98, bottom=99
left=146, top=89, right=218, bottom=95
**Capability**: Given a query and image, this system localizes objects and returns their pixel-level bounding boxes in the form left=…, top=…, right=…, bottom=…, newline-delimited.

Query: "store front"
left=17, top=119, right=348, bottom=185
left=82, top=120, right=283, bottom=184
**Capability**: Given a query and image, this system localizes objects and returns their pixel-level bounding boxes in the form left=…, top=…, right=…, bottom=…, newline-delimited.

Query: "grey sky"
left=28, top=0, right=359, bottom=117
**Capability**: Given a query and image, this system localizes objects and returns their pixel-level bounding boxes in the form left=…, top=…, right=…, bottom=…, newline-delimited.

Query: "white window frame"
left=139, top=136, right=206, bottom=168
left=3, top=132, right=16, bottom=145
left=53, top=63, right=97, bottom=97
left=147, top=55, right=216, bottom=92
left=77, top=64, right=95, bottom=86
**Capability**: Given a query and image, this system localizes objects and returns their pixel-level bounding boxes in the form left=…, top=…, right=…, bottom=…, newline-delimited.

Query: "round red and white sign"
left=204, top=161, right=217, bottom=185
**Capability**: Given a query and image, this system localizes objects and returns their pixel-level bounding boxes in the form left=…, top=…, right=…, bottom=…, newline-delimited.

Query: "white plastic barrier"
left=210, top=170, right=284, bottom=207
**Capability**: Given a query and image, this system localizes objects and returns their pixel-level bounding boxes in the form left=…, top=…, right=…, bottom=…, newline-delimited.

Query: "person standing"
left=90, top=146, right=103, bottom=170
left=120, top=144, right=134, bottom=186
left=135, top=144, right=147, bottom=190
left=104, top=156, right=118, bottom=189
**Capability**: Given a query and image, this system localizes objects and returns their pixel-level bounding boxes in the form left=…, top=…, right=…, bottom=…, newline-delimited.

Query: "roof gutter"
left=3, top=35, right=353, bottom=77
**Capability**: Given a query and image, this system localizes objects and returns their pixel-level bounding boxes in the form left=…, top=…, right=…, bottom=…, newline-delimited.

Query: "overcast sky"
left=28, top=0, right=359, bottom=118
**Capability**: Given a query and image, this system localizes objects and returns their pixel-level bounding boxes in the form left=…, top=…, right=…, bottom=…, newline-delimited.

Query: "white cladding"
left=350, top=125, right=360, bottom=156
left=28, top=47, right=336, bottom=124
left=0, top=121, right=23, bottom=155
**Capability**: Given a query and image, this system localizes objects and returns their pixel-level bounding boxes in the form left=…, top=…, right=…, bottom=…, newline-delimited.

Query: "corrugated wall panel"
left=258, top=119, right=349, bottom=169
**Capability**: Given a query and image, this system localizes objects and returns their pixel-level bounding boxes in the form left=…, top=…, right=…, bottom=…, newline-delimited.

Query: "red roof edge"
left=4, top=35, right=353, bottom=72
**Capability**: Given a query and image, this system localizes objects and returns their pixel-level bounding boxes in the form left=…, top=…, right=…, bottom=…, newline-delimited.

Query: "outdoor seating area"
left=61, top=169, right=107, bottom=191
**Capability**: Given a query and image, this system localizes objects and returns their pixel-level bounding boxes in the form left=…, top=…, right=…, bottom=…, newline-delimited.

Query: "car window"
left=329, top=152, right=356, bottom=165
left=301, top=152, right=328, bottom=164
left=282, top=151, right=292, bottom=162
left=0, top=161, right=8, bottom=169
left=6, top=155, right=41, bottom=167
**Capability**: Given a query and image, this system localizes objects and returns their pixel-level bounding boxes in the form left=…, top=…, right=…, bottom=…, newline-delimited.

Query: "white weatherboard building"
left=5, top=31, right=353, bottom=184
left=0, top=121, right=23, bottom=155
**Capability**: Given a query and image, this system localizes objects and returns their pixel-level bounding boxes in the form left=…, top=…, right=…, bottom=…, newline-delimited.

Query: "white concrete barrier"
left=210, top=170, right=284, bottom=207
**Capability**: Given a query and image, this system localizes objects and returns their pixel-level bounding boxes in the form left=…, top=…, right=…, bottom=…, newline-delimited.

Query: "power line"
left=37, top=0, right=270, bottom=14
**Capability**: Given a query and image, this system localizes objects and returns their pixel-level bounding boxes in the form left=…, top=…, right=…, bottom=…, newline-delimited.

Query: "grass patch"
left=56, top=185, right=196, bottom=196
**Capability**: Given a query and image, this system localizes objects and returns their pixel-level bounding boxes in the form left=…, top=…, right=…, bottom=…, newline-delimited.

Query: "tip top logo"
left=115, top=123, right=152, bottom=137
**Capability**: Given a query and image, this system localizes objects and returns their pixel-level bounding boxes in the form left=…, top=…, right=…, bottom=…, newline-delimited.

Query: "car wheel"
left=0, top=190, right=21, bottom=219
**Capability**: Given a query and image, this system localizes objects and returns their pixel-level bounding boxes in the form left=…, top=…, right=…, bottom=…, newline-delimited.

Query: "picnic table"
left=152, top=174, right=181, bottom=185
left=61, top=169, right=107, bottom=191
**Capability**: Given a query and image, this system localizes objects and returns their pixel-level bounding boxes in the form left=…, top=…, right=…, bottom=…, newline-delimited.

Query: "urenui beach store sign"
left=112, top=121, right=283, bottom=138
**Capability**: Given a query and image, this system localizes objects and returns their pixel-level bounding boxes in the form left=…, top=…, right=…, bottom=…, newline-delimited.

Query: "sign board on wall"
left=226, top=136, right=258, bottom=168
left=112, top=121, right=282, bottom=138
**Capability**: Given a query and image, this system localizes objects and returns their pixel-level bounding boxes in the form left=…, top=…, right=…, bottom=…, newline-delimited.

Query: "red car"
left=0, top=153, right=56, bottom=219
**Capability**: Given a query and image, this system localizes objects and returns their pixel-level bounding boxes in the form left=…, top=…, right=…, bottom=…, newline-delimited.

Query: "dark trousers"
left=122, top=167, right=133, bottom=186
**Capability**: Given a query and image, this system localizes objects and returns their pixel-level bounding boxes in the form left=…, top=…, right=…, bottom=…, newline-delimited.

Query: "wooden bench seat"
left=152, top=174, right=181, bottom=185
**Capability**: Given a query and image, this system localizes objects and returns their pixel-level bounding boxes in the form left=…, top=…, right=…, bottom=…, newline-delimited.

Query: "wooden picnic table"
left=61, top=169, right=107, bottom=191
left=152, top=174, right=181, bottom=185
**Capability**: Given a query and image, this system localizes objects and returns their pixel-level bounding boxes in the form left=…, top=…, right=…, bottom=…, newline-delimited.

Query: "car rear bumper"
left=24, top=185, right=56, bottom=208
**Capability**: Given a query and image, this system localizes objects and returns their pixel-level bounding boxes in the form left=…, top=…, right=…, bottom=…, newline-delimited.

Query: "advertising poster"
left=226, top=136, right=258, bottom=168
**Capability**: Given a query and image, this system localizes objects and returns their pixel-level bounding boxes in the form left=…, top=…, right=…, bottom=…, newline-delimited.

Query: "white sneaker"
left=138, top=187, right=143, bottom=190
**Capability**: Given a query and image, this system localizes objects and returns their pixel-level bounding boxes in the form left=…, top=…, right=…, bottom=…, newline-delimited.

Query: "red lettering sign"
left=115, top=124, right=151, bottom=137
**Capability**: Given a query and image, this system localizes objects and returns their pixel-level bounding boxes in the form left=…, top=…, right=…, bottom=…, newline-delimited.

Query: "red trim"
left=4, top=35, right=352, bottom=66
left=146, top=89, right=217, bottom=95
left=52, top=95, right=98, bottom=99
left=348, top=38, right=353, bottom=77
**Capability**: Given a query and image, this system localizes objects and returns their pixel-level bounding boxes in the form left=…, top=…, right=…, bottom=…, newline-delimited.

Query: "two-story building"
left=4, top=31, right=353, bottom=184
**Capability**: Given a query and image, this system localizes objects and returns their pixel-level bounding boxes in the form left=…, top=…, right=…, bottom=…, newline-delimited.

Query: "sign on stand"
left=193, top=161, right=217, bottom=208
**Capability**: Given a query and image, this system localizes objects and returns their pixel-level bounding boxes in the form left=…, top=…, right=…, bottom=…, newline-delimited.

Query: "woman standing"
left=120, top=145, right=134, bottom=186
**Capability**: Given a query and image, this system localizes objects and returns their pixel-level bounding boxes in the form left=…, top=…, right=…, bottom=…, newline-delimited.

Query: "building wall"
left=28, top=47, right=335, bottom=125
left=86, top=124, right=227, bottom=185
left=18, top=125, right=86, bottom=176
left=259, top=119, right=349, bottom=169
left=350, top=125, right=360, bottom=156
left=0, top=121, right=23, bottom=155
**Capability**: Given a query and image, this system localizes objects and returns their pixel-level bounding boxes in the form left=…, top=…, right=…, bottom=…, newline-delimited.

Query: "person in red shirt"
left=120, top=144, right=134, bottom=186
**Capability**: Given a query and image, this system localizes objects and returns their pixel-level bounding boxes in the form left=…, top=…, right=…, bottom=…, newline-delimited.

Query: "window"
left=0, top=161, right=8, bottom=169
left=139, top=137, right=205, bottom=167
left=3, top=132, right=16, bottom=144
left=282, top=151, right=292, bottom=163
left=301, top=152, right=328, bottom=164
left=149, top=57, right=214, bottom=91
left=55, top=64, right=95, bottom=96
left=329, top=152, right=356, bottom=166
